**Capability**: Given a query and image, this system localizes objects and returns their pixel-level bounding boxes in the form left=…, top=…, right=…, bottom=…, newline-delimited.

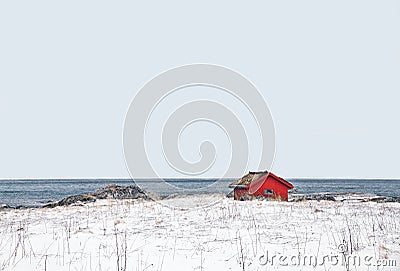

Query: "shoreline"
left=3, top=179, right=400, bottom=209
left=2, top=191, right=400, bottom=211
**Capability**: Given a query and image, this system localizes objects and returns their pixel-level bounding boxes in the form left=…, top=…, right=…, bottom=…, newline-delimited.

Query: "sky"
left=0, top=1, right=399, bottom=179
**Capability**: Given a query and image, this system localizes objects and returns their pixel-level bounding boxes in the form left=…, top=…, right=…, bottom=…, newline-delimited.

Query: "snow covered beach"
left=0, top=194, right=399, bottom=271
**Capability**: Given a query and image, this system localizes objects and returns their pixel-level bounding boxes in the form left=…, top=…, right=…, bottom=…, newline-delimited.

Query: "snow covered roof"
left=229, top=171, right=294, bottom=189
left=229, top=171, right=268, bottom=188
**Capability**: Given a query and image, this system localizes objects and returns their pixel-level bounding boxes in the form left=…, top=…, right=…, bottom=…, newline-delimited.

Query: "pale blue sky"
left=0, top=1, right=399, bottom=178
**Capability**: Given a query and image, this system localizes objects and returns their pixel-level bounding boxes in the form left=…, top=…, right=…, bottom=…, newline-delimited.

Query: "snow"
left=0, top=194, right=399, bottom=270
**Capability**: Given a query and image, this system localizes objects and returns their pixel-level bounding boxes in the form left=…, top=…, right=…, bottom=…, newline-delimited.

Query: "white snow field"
left=0, top=194, right=399, bottom=271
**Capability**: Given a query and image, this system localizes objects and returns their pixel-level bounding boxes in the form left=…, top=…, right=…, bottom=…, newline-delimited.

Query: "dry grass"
left=0, top=197, right=399, bottom=270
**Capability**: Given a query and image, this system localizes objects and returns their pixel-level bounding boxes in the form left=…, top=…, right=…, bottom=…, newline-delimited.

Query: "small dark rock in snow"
left=0, top=204, right=11, bottom=210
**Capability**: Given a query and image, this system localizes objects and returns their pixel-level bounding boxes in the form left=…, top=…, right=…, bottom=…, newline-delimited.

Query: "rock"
left=369, top=196, right=400, bottom=203
left=45, top=184, right=150, bottom=208
left=44, top=194, right=96, bottom=207
left=319, top=195, right=336, bottom=201
left=290, top=193, right=400, bottom=203
left=239, top=194, right=255, bottom=201
left=291, top=193, right=338, bottom=202
left=226, top=191, right=234, bottom=198
left=90, top=184, right=149, bottom=200
left=0, top=204, right=11, bottom=210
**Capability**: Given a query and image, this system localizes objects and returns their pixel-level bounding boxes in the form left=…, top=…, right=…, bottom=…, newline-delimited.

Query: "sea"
left=1, top=178, right=400, bottom=208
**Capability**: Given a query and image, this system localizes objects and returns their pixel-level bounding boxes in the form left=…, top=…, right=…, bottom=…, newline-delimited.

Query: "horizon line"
left=1, top=176, right=400, bottom=181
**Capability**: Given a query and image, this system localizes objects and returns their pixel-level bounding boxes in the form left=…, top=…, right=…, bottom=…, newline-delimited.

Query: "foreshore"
left=0, top=194, right=399, bottom=271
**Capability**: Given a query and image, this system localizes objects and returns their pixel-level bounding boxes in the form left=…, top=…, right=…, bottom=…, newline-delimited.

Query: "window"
left=264, top=189, right=273, bottom=195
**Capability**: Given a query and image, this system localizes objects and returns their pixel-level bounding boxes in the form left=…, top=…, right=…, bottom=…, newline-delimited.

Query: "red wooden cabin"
left=229, top=171, right=294, bottom=201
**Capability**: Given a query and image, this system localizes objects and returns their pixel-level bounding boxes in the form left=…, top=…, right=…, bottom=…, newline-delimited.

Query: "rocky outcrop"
left=291, top=194, right=336, bottom=202
left=45, top=184, right=150, bottom=208
left=90, top=184, right=150, bottom=200
left=290, top=193, right=400, bottom=203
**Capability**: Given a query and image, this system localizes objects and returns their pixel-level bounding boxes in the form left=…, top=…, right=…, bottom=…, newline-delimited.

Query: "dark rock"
left=239, top=194, right=255, bottom=201
left=90, top=184, right=149, bottom=200
left=45, top=184, right=150, bottom=208
left=0, top=204, right=11, bottom=210
left=320, top=195, right=336, bottom=201
left=290, top=193, right=400, bottom=203
left=291, top=193, right=337, bottom=202
left=369, top=196, right=400, bottom=203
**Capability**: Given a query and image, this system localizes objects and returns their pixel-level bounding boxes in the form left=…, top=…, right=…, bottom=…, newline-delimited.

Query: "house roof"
left=263, top=172, right=294, bottom=189
left=229, top=171, right=294, bottom=189
left=229, top=171, right=268, bottom=188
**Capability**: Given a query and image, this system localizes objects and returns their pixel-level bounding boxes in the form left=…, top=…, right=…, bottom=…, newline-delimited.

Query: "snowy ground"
left=0, top=194, right=399, bottom=271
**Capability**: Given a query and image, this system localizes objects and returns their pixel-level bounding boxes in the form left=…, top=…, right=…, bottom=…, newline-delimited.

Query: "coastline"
left=2, top=190, right=400, bottom=210
left=2, top=178, right=400, bottom=209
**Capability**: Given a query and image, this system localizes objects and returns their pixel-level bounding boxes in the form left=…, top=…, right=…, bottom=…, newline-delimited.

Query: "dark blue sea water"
left=0, top=178, right=400, bottom=207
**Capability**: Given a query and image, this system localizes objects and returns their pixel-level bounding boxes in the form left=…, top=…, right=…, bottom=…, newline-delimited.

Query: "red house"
left=229, top=171, right=294, bottom=201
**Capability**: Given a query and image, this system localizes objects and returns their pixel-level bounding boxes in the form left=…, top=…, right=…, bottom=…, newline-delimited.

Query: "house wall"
left=233, top=188, right=248, bottom=200
left=248, top=175, right=289, bottom=201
